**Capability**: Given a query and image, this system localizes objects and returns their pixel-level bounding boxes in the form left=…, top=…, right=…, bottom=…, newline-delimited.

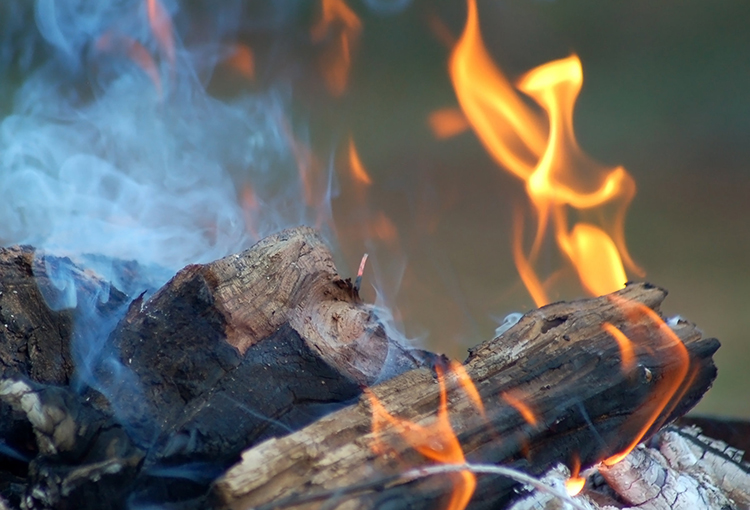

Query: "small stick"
left=353, top=253, right=368, bottom=293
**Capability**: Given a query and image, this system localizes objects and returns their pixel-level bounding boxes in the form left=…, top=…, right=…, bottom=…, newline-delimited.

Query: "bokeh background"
left=296, top=0, right=750, bottom=418
left=2, top=0, right=748, bottom=417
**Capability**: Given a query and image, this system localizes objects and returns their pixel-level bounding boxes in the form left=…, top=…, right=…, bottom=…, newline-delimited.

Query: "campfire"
left=0, top=1, right=747, bottom=510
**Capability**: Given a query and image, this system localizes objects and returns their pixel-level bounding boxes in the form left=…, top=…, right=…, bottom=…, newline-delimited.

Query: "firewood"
left=0, top=228, right=433, bottom=509
left=104, top=227, right=432, bottom=465
left=213, top=283, right=720, bottom=510
left=0, top=230, right=728, bottom=510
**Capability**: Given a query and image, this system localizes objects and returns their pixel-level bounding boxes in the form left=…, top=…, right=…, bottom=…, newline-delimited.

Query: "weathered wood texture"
left=105, top=227, right=430, bottom=465
left=0, top=228, right=432, bottom=509
left=214, top=283, right=719, bottom=510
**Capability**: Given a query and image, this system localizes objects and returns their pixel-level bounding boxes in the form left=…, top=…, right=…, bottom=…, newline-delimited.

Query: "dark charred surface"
left=150, top=323, right=361, bottom=467
left=0, top=246, right=75, bottom=385
left=106, top=265, right=242, bottom=443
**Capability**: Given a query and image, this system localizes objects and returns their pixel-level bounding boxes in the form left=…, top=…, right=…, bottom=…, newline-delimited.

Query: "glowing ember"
left=450, top=0, right=642, bottom=305
left=311, top=0, right=362, bottom=96
left=368, top=363, right=479, bottom=510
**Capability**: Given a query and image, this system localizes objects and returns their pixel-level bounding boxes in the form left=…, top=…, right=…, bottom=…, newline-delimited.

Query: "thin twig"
left=402, top=463, right=589, bottom=510
left=246, top=462, right=589, bottom=510
left=353, top=253, right=368, bottom=293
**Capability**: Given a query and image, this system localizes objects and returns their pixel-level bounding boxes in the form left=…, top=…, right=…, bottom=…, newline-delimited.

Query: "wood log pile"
left=0, top=227, right=747, bottom=510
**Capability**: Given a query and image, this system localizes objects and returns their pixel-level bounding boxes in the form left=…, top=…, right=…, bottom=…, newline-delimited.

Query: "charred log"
left=213, top=283, right=720, bottom=510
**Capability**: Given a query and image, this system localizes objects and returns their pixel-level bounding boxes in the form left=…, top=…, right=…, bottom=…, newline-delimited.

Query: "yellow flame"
left=368, top=363, right=480, bottom=510
left=450, top=0, right=642, bottom=305
left=565, top=455, right=586, bottom=496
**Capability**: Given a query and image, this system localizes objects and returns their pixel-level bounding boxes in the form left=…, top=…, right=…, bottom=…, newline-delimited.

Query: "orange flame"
left=450, top=0, right=642, bottom=305
left=501, top=390, right=538, bottom=427
left=428, top=108, right=470, bottom=140
left=348, top=136, right=373, bottom=186
left=240, top=184, right=260, bottom=239
left=448, top=360, right=485, bottom=417
left=602, top=322, right=636, bottom=372
left=95, top=33, right=162, bottom=95
left=565, top=455, right=586, bottom=496
left=368, top=363, right=479, bottom=510
left=603, top=300, right=690, bottom=466
left=311, top=0, right=362, bottom=96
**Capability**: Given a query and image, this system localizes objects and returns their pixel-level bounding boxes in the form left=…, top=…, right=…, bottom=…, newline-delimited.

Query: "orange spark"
left=310, top=0, right=362, bottom=96
left=428, top=108, right=470, bottom=139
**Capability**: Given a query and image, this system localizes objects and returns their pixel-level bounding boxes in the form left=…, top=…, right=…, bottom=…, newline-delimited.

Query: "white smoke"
left=0, top=0, right=312, bottom=285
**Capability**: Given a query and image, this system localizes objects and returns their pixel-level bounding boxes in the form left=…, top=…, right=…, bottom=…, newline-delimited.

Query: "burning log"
left=0, top=227, right=736, bottom=510
left=213, top=282, right=721, bottom=509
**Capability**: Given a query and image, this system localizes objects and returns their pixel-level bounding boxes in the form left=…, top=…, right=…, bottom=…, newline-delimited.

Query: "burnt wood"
left=214, top=283, right=719, bottom=510
left=0, top=228, right=432, bottom=509
left=0, top=229, right=724, bottom=510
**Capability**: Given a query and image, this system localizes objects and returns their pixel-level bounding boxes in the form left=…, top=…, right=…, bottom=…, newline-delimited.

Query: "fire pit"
left=0, top=1, right=748, bottom=509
